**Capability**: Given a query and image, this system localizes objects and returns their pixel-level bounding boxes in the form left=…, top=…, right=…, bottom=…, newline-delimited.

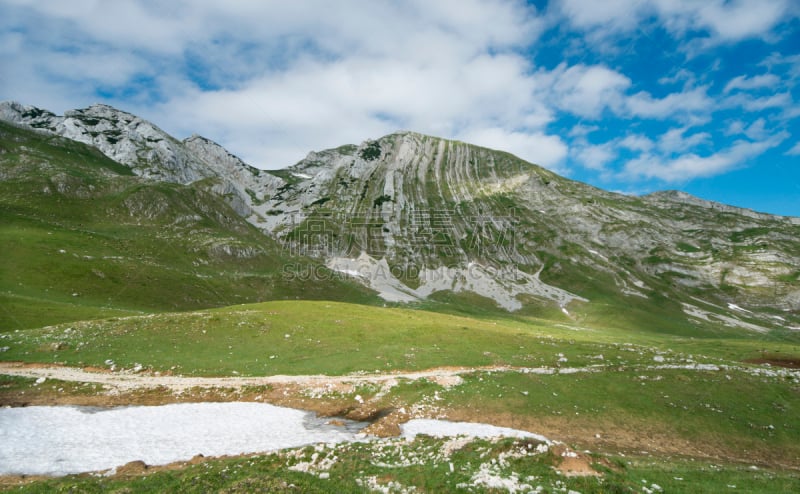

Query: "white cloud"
left=558, top=0, right=795, bottom=49
left=0, top=0, right=797, bottom=201
left=786, top=142, right=800, bottom=156
left=624, top=86, right=713, bottom=119
left=548, top=63, right=631, bottom=118
left=573, top=141, right=617, bottom=171
left=724, top=92, right=793, bottom=113
left=2, top=0, right=557, bottom=169
left=724, top=74, right=781, bottom=93
left=622, top=132, right=788, bottom=181
left=663, top=0, right=790, bottom=43
left=658, top=69, right=697, bottom=89
left=657, top=127, right=712, bottom=154
left=459, top=127, right=568, bottom=171
left=2, top=0, right=200, bottom=54
left=619, top=134, right=654, bottom=152
left=568, top=124, right=599, bottom=138
left=147, top=47, right=556, bottom=167
left=743, top=119, right=769, bottom=141
left=556, top=0, right=644, bottom=32
left=743, top=93, right=793, bottom=112
left=725, top=118, right=771, bottom=141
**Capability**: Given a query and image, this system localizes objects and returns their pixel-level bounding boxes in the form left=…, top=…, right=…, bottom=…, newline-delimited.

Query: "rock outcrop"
left=2, top=101, right=798, bottom=332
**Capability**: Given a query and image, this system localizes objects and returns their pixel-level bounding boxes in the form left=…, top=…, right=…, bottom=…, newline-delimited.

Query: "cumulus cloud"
left=459, top=127, right=568, bottom=171
left=556, top=0, right=646, bottom=34
left=657, top=127, right=712, bottom=154
left=573, top=141, right=617, bottom=171
left=547, top=63, right=631, bottom=118
left=1, top=0, right=559, bottom=168
left=557, top=0, right=795, bottom=48
left=624, top=86, right=714, bottom=120
left=724, top=74, right=781, bottom=93
left=619, top=135, right=654, bottom=153
left=622, top=132, right=788, bottom=181
left=0, top=0, right=797, bottom=205
left=656, top=0, right=791, bottom=43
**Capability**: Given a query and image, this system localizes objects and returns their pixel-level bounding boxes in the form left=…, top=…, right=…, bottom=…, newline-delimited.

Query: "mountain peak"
left=1, top=101, right=798, bottom=327
left=64, top=103, right=138, bottom=122
left=0, top=101, right=282, bottom=217
left=643, top=189, right=790, bottom=221
left=0, top=100, right=57, bottom=128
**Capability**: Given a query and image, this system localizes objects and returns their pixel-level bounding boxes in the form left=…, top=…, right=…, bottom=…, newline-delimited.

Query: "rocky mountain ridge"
left=2, top=100, right=798, bottom=335
left=0, top=101, right=281, bottom=217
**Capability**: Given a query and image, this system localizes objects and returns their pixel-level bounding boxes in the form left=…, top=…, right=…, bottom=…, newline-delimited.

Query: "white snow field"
left=0, top=403, right=549, bottom=477
left=401, top=419, right=551, bottom=445
left=0, top=402, right=364, bottom=476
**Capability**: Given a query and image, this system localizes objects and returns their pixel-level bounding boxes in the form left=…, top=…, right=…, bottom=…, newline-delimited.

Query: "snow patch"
left=0, top=403, right=365, bottom=476
left=727, top=303, right=752, bottom=313
left=401, top=419, right=551, bottom=445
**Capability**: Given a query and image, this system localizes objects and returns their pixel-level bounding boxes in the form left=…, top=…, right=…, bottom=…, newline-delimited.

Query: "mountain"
left=2, top=101, right=799, bottom=337
left=252, top=132, right=800, bottom=335
left=0, top=114, right=377, bottom=330
left=0, top=101, right=280, bottom=217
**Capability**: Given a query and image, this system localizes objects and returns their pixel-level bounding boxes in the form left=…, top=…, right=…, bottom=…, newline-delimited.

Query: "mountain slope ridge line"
left=1, top=100, right=798, bottom=332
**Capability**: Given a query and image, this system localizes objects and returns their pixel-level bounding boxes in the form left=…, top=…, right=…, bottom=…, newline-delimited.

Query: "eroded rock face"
left=246, top=131, right=799, bottom=317
left=2, top=101, right=798, bottom=326
left=0, top=101, right=282, bottom=217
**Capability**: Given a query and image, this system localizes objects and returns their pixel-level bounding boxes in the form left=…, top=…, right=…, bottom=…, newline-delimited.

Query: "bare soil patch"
left=550, top=444, right=602, bottom=477
left=744, top=357, right=800, bottom=369
left=3, top=361, right=798, bottom=470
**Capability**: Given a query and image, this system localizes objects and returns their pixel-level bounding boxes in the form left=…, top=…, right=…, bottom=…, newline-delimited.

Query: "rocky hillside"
left=0, top=101, right=280, bottom=217
left=2, top=101, right=798, bottom=336
left=249, top=132, right=800, bottom=333
left=0, top=117, right=377, bottom=329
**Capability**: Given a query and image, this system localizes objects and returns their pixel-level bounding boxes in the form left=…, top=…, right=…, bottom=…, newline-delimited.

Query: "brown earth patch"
left=114, top=460, right=149, bottom=476
left=0, top=474, right=51, bottom=490
left=81, top=365, right=113, bottom=373
left=550, top=444, right=602, bottom=477
left=0, top=380, right=353, bottom=413
left=360, top=409, right=411, bottom=437
left=744, top=357, right=800, bottom=369
left=437, top=407, right=799, bottom=469
left=1, top=361, right=62, bottom=370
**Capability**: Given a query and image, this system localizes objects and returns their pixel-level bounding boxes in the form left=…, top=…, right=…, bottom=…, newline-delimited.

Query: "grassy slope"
left=0, top=121, right=379, bottom=330
left=1, top=123, right=799, bottom=490
left=282, top=133, right=800, bottom=340
left=3, top=300, right=799, bottom=470
left=6, top=436, right=799, bottom=493
left=4, top=300, right=799, bottom=375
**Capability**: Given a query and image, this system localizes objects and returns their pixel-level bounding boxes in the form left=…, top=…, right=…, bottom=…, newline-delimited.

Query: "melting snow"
left=0, top=405, right=559, bottom=477
left=0, top=402, right=365, bottom=476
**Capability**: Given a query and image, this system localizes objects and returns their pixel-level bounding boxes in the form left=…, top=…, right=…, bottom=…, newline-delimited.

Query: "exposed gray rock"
left=0, top=100, right=285, bottom=217
left=2, top=101, right=798, bottom=326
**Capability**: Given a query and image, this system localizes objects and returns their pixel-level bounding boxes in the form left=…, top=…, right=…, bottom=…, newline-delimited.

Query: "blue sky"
left=1, top=0, right=799, bottom=216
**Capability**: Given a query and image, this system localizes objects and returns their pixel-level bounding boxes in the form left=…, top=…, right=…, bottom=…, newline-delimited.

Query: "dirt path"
left=3, top=360, right=795, bottom=393
left=3, top=361, right=797, bottom=472
left=0, top=361, right=562, bottom=392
